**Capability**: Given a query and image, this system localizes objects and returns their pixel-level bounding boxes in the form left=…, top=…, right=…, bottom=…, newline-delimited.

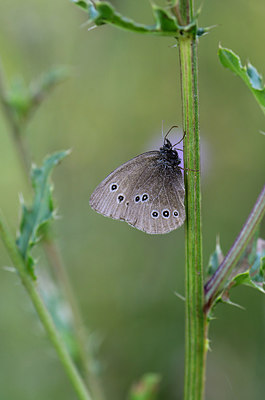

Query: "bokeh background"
left=0, top=0, right=264, bottom=399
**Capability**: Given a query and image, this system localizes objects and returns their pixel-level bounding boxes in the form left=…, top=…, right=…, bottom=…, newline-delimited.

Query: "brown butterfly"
left=90, top=129, right=185, bottom=234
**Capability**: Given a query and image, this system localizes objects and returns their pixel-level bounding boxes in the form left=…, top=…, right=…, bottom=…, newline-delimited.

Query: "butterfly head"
left=159, top=138, right=182, bottom=170
left=163, top=138, right=173, bottom=150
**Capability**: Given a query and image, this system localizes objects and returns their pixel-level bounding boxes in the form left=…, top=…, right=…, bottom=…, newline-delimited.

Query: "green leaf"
left=228, top=253, right=265, bottom=294
left=71, top=0, right=186, bottom=36
left=16, top=151, right=70, bottom=278
left=247, top=63, right=263, bottom=90
left=72, top=0, right=88, bottom=11
left=224, top=236, right=265, bottom=293
left=206, top=236, right=224, bottom=277
left=218, top=45, right=265, bottom=115
left=6, top=67, right=71, bottom=127
left=6, top=77, right=32, bottom=121
left=209, top=235, right=265, bottom=312
left=152, top=6, right=179, bottom=33
left=129, top=373, right=161, bottom=400
left=30, top=66, right=71, bottom=101
left=71, top=1, right=208, bottom=38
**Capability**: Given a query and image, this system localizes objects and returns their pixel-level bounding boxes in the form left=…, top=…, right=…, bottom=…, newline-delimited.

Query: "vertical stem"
left=177, top=2, right=207, bottom=399
left=179, top=0, right=192, bottom=24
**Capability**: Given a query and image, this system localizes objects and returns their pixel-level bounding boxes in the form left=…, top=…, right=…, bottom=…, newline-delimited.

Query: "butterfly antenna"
left=164, top=125, right=179, bottom=142
left=161, top=120, right=164, bottom=141
left=172, top=131, right=186, bottom=147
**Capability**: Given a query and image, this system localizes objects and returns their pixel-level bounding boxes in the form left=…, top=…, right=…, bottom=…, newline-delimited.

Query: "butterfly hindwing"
left=125, top=165, right=185, bottom=234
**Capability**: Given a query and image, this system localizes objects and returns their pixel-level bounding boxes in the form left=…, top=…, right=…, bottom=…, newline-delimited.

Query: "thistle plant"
left=0, top=1, right=264, bottom=400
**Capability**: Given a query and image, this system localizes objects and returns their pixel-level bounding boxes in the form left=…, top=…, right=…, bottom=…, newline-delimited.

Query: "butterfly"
left=89, top=129, right=185, bottom=234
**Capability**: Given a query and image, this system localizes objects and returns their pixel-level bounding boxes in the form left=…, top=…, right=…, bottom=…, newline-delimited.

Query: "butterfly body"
left=89, top=138, right=185, bottom=234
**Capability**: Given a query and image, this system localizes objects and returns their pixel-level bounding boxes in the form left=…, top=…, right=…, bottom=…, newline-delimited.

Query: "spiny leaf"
left=223, top=235, right=264, bottom=292
left=218, top=45, right=265, bottom=115
left=71, top=0, right=186, bottom=37
left=225, top=242, right=265, bottom=295
left=211, top=293, right=244, bottom=311
left=71, top=1, right=209, bottom=38
left=16, top=151, right=70, bottom=278
left=208, top=235, right=265, bottom=312
left=129, top=373, right=161, bottom=400
left=152, top=6, right=179, bottom=33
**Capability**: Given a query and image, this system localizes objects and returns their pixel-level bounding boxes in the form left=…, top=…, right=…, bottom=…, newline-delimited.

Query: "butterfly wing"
left=89, top=151, right=185, bottom=234
left=126, top=165, right=185, bottom=234
left=90, top=151, right=158, bottom=219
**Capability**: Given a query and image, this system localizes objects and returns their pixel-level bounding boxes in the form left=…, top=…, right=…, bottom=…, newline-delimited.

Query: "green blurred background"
left=0, top=0, right=264, bottom=399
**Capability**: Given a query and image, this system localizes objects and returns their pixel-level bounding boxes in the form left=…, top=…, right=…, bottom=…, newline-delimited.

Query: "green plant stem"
left=177, top=2, right=207, bottom=399
left=179, top=0, right=193, bottom=24
left=0, top=60, right=105, bottom=400
left=0, top=212, right=92, bottom=400
left=43, top=239, right=105, bottom=400
left=204, top=184, right=265, bottom=311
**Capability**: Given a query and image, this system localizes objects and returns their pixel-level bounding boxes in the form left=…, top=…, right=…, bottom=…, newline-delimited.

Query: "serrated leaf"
left=16, top=151, right=69, bottom=278
left=71, top=0, right=185, bottom=36
left=218, top=45, right=265, bottom=115
left=208, top=235, right=264, bottom=312
left=129, top=373, right=161, bottom=400
left=214, top=293, right=244, bottom=310
left=229, top=267, right=265, bottom=294
left=152, top=6, right=179, bottom=32
left=225, top=237, right=265, bottom=294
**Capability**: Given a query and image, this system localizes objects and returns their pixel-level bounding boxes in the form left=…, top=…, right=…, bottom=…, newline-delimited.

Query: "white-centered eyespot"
left=151, top=210, right=159, bottom=219
left=110, top=183, right=119, bottom=192
left=162, top=209, right=170, bottom=219
left=134, top=195, right=141, bottom=203
left=141, top=193, right=149, bottom=202
left=173, top=210, right=179, bottom=218
left=117, top=194, right=125, bottom=204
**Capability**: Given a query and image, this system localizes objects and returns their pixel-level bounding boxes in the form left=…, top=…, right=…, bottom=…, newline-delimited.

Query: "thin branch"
left=204, top=184, right=265, bottom=312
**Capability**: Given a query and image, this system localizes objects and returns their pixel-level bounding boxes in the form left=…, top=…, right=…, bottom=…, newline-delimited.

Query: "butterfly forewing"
left=90, top=152, right=157, bottom=218
left=89, top=151, right=185, bottom=234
